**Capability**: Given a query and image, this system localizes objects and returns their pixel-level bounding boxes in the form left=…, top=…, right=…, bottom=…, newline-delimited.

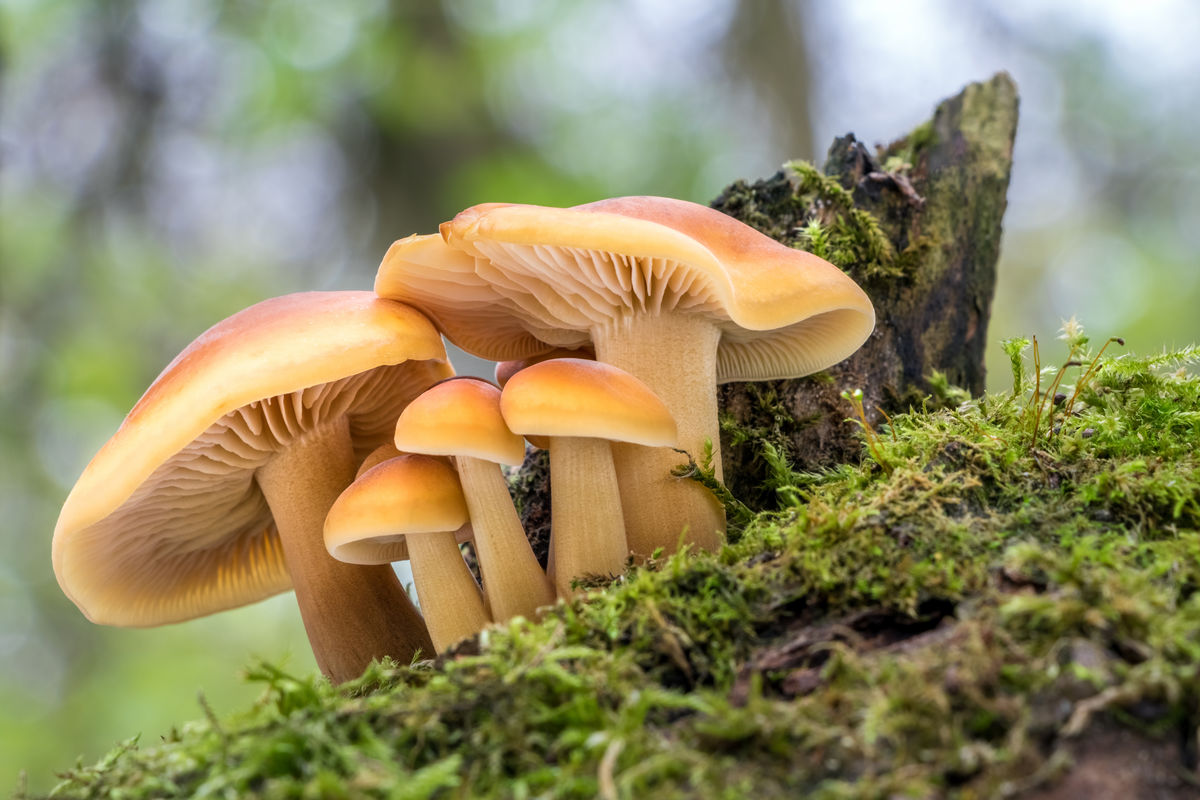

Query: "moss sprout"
left=783, top=160, right=899, bottom=280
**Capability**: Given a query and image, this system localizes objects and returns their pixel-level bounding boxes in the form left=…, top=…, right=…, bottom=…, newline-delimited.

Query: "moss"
left=28, top=334, right=1200, bottom=799
left=782, top=160, right=899, bottom=280
left=708, top=159, right=900, bottom=282
left=891, top=120, right=937, bottom=165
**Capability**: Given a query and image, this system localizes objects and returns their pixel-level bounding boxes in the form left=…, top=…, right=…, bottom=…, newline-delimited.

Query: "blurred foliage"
left=2, top=0, right=1199, bottom=794
left=982, top=9, right=1200, bottom=375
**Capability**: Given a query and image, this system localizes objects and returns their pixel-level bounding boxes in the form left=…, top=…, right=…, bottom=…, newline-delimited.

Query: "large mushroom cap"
left=376, top=234, right=553, bottom=361
left=52, top=291, right=452, bottom=627
left=378, top=196, right=875, bottom=382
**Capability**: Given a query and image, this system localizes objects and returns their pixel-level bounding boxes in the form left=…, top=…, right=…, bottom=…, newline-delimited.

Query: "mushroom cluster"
left=53, top=196, right=874, bottom=684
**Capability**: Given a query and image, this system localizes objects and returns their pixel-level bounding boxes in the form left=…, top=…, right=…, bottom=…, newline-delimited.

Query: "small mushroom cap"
left=52, top=292, right=453, bottom=627
left=378, top=196, right=874, bottom=381
left=357, top=442, right=404, bottom=479
left=394, top=378, right=526, bottom=466
left=494, top=346, right=595, bottom=388
left=325, top=455, right=470, bottom=565
left=496, top=349, right=595, bottom=450
left=500, top=358, right=676, bottom=446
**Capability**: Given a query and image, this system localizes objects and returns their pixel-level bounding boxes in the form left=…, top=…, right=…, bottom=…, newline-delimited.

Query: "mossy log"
left=40, top=339, right=1200, bottom=798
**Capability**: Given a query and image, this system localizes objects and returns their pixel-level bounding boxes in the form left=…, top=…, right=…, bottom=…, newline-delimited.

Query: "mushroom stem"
left=547, top=436, right=629, bottom=597
left=454, top=455, right=555, bottom=621
left=593, top=313, right=726, bottom=558
left=256, top=417, right=434, bottom=682
left=406, top=530, right=491, bottom=652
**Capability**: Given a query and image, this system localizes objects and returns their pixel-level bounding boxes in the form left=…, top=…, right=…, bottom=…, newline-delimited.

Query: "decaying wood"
left=715, top=72, right=1019, bottom=507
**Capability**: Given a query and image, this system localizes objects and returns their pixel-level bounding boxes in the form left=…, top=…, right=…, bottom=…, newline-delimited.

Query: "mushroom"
left=393, top=377, right=556, bottom=622
left=500, top=358, right=676, bottom=597
left=324, top=454, right=490, bottom=653
left=376, top=197, right=875, bottom=560
left=357, top=442, right=404, bottom=477
left=52, top=292, right=452, bottom=683
left=495, top=346, right=595, bottom=452
left=376, top=231, right=552, bottom=361
left=494, top=346, right=595, bottom=389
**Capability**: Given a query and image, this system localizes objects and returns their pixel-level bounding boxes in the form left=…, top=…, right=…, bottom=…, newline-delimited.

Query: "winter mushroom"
left=377, top=197, right=875, bottom=560
left=500, top=358, right=676, bottom=597
left=357, top=442, right=404, bottom=477
left=393, top=377, right=556, bottom=622
left=495, top=346, right=595, bottom=452
left=52, top=292, right=452, bottom=683
left=324, top=454, right=490, bottom=653
left=494, top=346, right=595, bottom=389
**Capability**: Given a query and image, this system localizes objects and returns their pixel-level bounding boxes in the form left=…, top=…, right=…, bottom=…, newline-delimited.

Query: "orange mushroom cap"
left=500, top=358, right=675, bottom=447
left=393, top=378, right=526, bottom=467
left=325, top=454, right=470, bottom=566
left=53, top=292, right=452, bottom=626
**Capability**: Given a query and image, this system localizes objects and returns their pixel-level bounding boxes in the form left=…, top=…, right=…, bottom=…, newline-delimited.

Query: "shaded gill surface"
left=55, top=364, right=441, bottom=627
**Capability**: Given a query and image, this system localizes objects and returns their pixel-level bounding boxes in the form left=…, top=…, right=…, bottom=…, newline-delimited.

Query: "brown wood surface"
left=715, top=73, right=1019, bottom=507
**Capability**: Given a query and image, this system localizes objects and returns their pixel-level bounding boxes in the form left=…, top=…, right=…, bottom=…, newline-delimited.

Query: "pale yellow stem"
left=594, top=314, right=726, bottom=558
left=256, top=417, right=434, bottom=683
left=406, top=531, right=491, bottom=653
left=455, top=456, right=555, bottom=621
left=548, top=436, right=629, bottom=597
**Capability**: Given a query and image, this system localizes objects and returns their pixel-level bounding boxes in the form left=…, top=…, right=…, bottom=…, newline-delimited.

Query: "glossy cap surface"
left=325, top=454, right=470, bottom=565
left=394, top=378, right=526, bottom=466
left=501, top=358, right=676, bottom=446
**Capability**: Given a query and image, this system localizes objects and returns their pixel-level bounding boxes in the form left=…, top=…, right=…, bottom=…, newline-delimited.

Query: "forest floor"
left=26, top=330, right=1200, bottom=799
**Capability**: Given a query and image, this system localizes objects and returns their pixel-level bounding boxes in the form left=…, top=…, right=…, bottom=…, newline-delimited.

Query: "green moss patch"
left=29, top=337, right=1200, bottom=798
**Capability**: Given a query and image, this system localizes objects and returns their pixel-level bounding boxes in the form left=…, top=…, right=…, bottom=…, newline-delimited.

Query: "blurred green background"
left=3, top=0, right=1199, bottom=792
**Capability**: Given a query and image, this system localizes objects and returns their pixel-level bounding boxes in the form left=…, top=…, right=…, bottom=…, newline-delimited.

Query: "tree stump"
left=715, top=72, right=1019, bottom=508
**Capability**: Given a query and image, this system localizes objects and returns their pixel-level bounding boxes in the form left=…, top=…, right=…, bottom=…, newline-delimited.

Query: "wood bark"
left=715, top=72, right=1019, bottom=507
